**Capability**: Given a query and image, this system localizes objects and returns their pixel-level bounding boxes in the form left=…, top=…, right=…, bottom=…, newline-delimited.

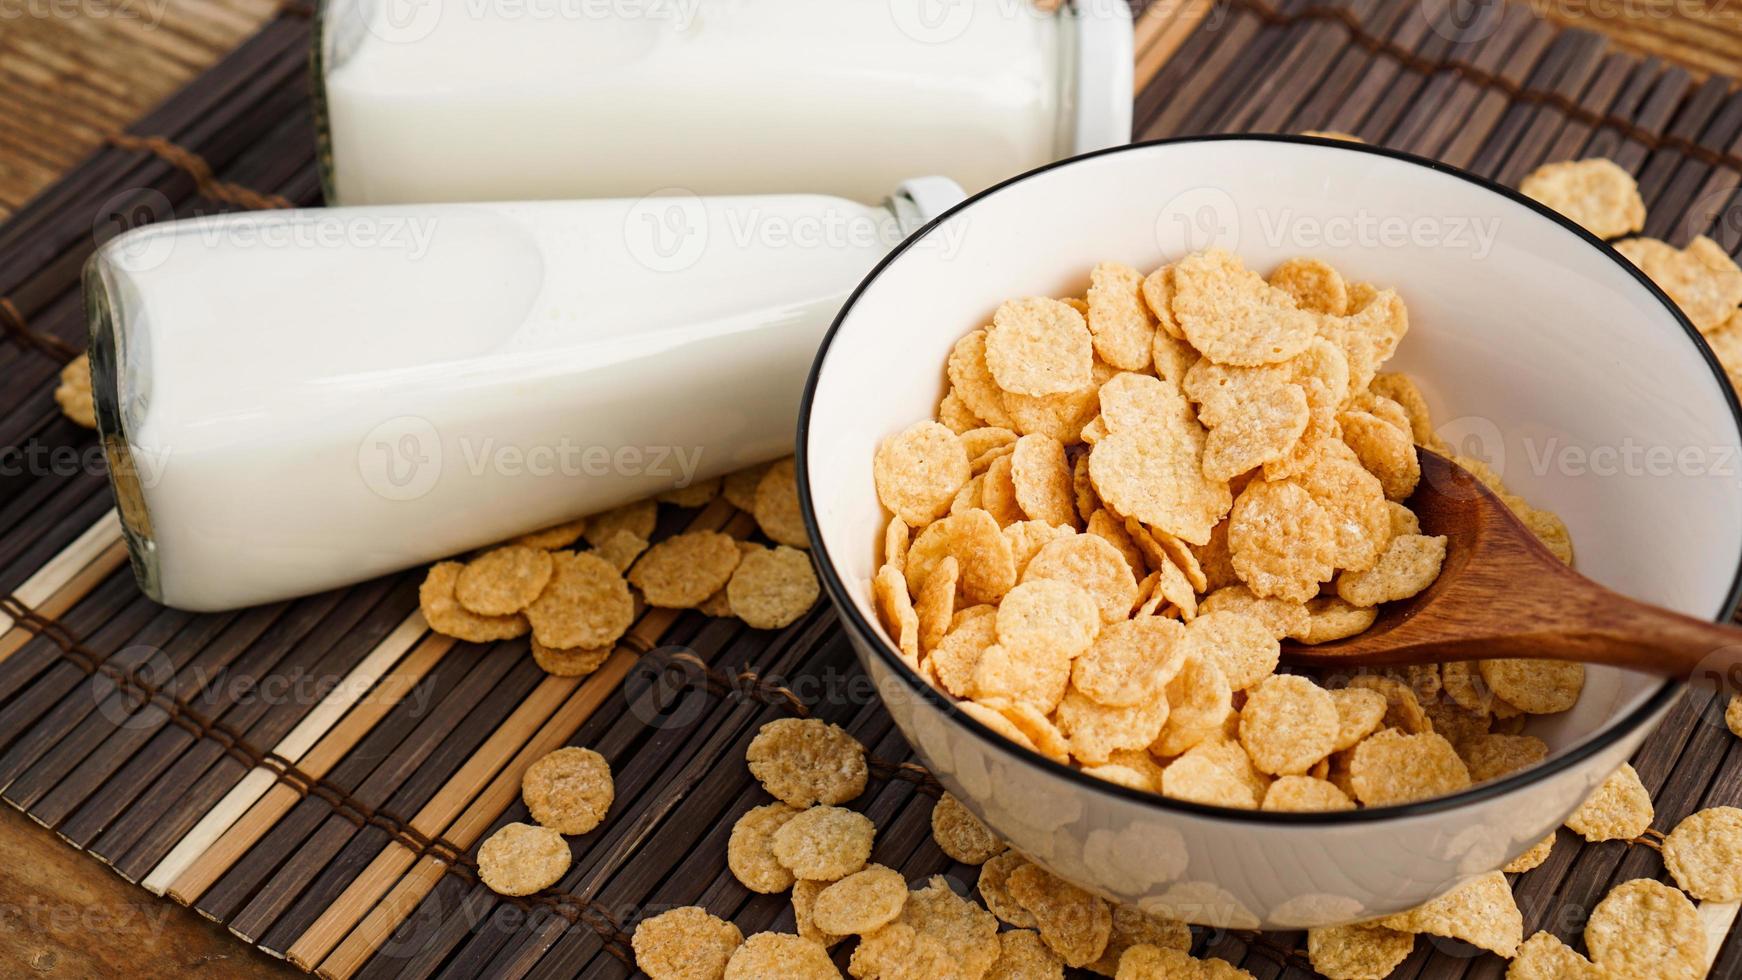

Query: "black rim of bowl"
left=795, top=132, right=1742, bottom=826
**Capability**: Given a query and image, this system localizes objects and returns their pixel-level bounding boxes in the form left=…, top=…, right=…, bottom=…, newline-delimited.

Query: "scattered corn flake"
left=723, top=462, right=774, bottom=512
left=1507, top=931, right=1603, bottom=980
left=771, top=805, right=875, bottom=881
left=929, top=606, right=998, bottom=698
left=1238, top=674, right=1339, bottom=776
left=1262, top=774, right=1355, bottom=812
left=1183, top=611, right=1280, bottom=691
left=873, top=421, right=971, bottom=527
left=477, top=822, right=570, bottom=897
left=812, top=864, right=910, bottom=936
left=1153, top=652, right=1234, bottom=757
left=939, top=389, right=985, bottom=434
left=1564, top=762, right=1654, bottom=841
left=1584, top=878, right=1705, bottom=980
left=980, top=453, right=1028, bottom=526
left=1086, top=261, right=1160, bottom=371
left=1006, top=862, right=1113, bottom=968
left=1326, top=687, right=1388, bottom=751
left=1010, top=434, right=1080, bottom=529
left=1172, top=248, right=1320, bottom=366
left=1227, top=479, right=1336, bottom=602
left=513, top=517, right=589, bottom=550
left=986, top=297, right=1096, bottom=396
left=753, top=458, right=811, bottom=549
left=521, top=746, right=613, bottom=835
left=1380, top=871, right=1522, bottom=957
left=848, top=922, right=950, bottom=979
left=948, top=329, right=1019, bottom=429
left=1300, top=597, right=1378, bottom=645
left=1305, top=923, right=1415, bottom=980
left=629, top=530, right=743, bottom=608
left=727, top=802, right=802, bottom=894
left=1478, top=658, right=1584, bottom=714
left=1115, top=944, right=1253, bottom=979
left=1084, top=764, right=1152, bottom=792
left=656, top=477, right=722, bottom=509
left=1661, top=805, right=1742, bottom=901
left=970, top=644, right=1071, bottom=713
left=1616, top=235, right=1742, bottom=334
left=906, top=509, right=1018, bottom=604
left=1160, top=752, right=1259, bottom=809
left=996, top=578, right=1101, bottom=659
left=1336, top=533, right=1447, bottom=608
left=979, top=851, right=1039, bottom=928
left=1091, top=904, right=1192, bottom=976
left=530, top=638, right=612, bottom=677
left=1089, top=376, right=1231, bottom=545
left=1056, top=688, right=1171, bottom=765
left=1338, top=409, right=1421, bottom=501
left=873, top=563, right=921, bottom=664
left=1503, top=833, right=1556, bottom=874
left=1729, top=693, right=1742, bottom=737
left=1071, top=617, right=1189, bottom=707
left=914, top=556, right=959, bottom=657
left=723, top=932, right=836, bottom=980
left=793, top=879, right=846, bottom=948
left=746, top=718, right=868, bottom=809
left=1348, top=729, right=1471, bottom=806
left=1140, top=264, right=1184, bottom=341
left=1203, top=383, right=1312, bottom=481
left=1460, top=733, right=1548, bottom=783
left=1520, top=158, right=1646, bottom=240
left=884, top=517, right=910, bottom=573
left=1269, top=257, right=1350, bottom=315
left=633, top=906, right=744, bottom=980
left=592, top=528, right=650, bottom=572
left=420, top=562, right=530, bottom=643
left=727, top=545, right=819, bottom=630
left=584, top=499, right=657, bottom=548
left=54, top=354, right=96, bottom=428
left=988, top=928, right=1064, bottom=979
left=931, top=793, right=1006, bottom=865
left=1516, top=502, right=1574, bottom=565
left=901, top=875, right=1001, bottom=978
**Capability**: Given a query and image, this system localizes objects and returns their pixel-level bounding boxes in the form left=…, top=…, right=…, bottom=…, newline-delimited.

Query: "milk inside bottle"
left=315, top=0, right=1132, bottom=205
left=85, top=179, right=966, bottom=611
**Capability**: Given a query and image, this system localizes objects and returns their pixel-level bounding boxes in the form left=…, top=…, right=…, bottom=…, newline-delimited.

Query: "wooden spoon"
left=1282, top=450, right=1742, bottom=683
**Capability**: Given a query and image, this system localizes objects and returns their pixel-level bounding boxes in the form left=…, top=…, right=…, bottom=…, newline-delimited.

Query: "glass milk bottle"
left=84, top=179, right=965, bottom=612
left=313, top=0, right=1132, bottom=205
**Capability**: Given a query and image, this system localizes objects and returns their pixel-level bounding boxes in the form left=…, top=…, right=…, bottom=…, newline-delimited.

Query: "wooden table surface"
left=0, top=1, right=1737, bottom=977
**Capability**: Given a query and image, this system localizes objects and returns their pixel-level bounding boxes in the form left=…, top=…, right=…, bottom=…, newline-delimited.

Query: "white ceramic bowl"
left=798, top=136, right=1742, bottom=928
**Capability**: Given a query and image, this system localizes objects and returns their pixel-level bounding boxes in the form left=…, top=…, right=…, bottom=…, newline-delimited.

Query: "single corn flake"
left=1153, top=653, right=1234, bottom=757
left=1368, top=373, right=1439, bottom=448
left=1503, top=833, right=1556, bottom=874
left=1615, top=235, right=1742, bottom=335
left=1520, top=158, right=1647, bottom=239
left=634, top=906, right=744, bottom=980
left=986, top=297, right=1096, bottom=396
left=1269, top=257, right=1349, bottom=315
left=1326, top=687, right=1388, bottom=751
left=747, top=718, right=868, bottom=808
left=901, top=875, right=1002, bottom=979
left=522, top=746, right=614, bottom=835
left=1160, top=752, right=1259, bottom=809
left=1203, top=382, right=1312, bottom=480
left=979, top=851, right=1038, bottom=928
left=1239, top=674, right=1339, bottom=776
left=1262, top=775, right=1354, bottom=812
left=728, top=802, right=802, bottom=894
left=1172, top=248, right=1320, bottom=366
left=914, top=556, right=958, bottom=656
left=1300, top=130, right=1365, bottom=142
left=1291, top=439, right=1391, bottom=573
left=630, top=530, right=744, bottom=608
left=980, top=453, right=1028, bottom=526
left=812, top=864, right=909, bottom=936
left=949, top=329, right=1019, bottom=429
left=1090, top=904, right=1192, bottom=975
left=1379, top=871, right=1522, bottom=957
left=723, top=933, right=837, bottom=980
left=1348, top=729, right=1471, bottom=806
left=1184, top=611, right=1280, bottom=691
left=1022, top=533, right=1139, bottom=626
left=771, top=805, right=875, bottom=882
left=1564, top=762, right=1654, bottom=841
left=55, top=354, right=96, bottom=428
left=1006, top=862, right=1113, bottom=968
left=873, top=564, right=921, bottom=664
left=592, top=528, right=650, bottom=573
left=1088, top=376, right=1231, bottom=545
left=1336, top=534, right=1446, bottom=607
left=1087, top=509, right=1147, bottom=577
left=931, top=793, right=1006, bottom=865
left=1010, top=433, right=1080, bottom=529
left=657, top=477, right=723, bottom=509
left=848, top=922, right=951, bottom=979
left=970, top=644, right=1071, bottom=714
left=996, top=579, right=1101, bottom=660
left=1228, top=479, right=1336, bottom=602
left=753, top=458, right=811, bottom=549
left=585, top=499, right=657, bottom=547
left=531, top=638, right=612, bottom=678
left=1306, top=923, right=1415, bottom=980
left=988, top=928, right=1064, bottom=979
left=929, top=605, right=998, bottom=698
left=1584, top=878, right=1705, bottom=980
left=513, top=517, right=589, bottom=550
left=1071, top=617, right=1189, bottom=707
left=477, top=822, right=571, bottom=897
left=1116, top=945, right=1253, bottom=979
left=1731, top=693, right=1742, bottom=737
left=1300, top=597, right=1378, bottom=645
left=1055, top=688, right=1171, bottom=765
left=1338, top=409, right=1421, bottom=501
left=1460, top=733, right=1548, bottom=782
left=1507, top=931, right=1604, bottom=980
left=524, top=551, right=635, bottom=651
left=1198, top=585, right=1311, bottom=640
left=420, top=562, right=530, bottom=643
left=1140, top=264, right=1183, bottom=340
left=874, top=421, right=972, bottom=526
left=905, top=509, right=1018, bottom=604
left=1479, top=658, right=1584, bottom=715
left=727, top=545, right=819, bottom=630
left=792, top=878, right=846, bottom=949
left=1661, top=805, right=1742, bottom=901
left=1087, top=261, right=1159, bottom=371
left=723, top=462, right=774, bottom=512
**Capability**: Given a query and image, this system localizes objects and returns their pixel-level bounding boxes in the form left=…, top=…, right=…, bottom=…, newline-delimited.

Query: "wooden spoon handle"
left=1551, top=584, right=1742, bottom=685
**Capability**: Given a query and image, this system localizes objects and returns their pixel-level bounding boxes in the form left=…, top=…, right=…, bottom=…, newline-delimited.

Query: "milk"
left=316, top=0, right=1131, bottom=205
left=86, top=182, right=964, bottom=611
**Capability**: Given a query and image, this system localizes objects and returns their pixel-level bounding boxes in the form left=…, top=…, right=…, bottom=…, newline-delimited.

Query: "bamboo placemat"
left=1, top=2, right=1741, bottom=978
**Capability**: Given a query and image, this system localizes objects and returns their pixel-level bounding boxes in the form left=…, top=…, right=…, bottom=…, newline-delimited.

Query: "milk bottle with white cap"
left=86, top=179, right=966, bottom=611
left=315, top=0, right=1132, bottom=204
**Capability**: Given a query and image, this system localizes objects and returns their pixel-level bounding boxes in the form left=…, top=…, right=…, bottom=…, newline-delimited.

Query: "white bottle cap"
left=1069, top=0, right=1135, bottom=154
